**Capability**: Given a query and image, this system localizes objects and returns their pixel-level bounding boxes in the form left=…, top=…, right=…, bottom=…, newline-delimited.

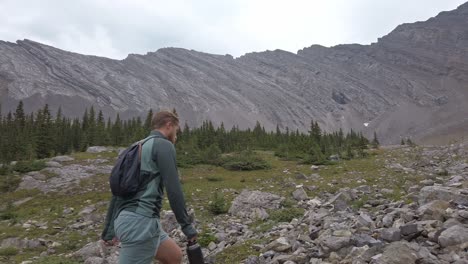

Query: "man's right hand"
left=101, top=237, right=119, bottom=246
left=188, top=235, right=197, bottom=244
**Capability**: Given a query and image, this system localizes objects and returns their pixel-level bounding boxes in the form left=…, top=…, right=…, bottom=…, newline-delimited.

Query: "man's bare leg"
left=155, top=238, right=183, bottom=264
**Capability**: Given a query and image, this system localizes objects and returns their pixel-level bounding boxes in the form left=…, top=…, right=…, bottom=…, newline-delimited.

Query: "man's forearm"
left=157, top=141, right=197, bottom=238
left=101, top=195, right=117, bottom=240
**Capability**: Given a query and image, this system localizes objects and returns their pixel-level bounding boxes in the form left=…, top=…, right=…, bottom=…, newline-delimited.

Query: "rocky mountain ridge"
left=1, top=3, right=468, bottom=144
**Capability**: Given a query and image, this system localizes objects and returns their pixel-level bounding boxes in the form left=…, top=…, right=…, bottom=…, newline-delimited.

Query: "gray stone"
left=86, top=146, right=111, bottom=153
left=292, top=187, right=308, bottom=201
left=458, top=210, right=468, bottom=219
left=438, top=225, right=468, bottom=247
left=351, top=234, right=382, bottom=247
left=263, top=237, right=291, bottom=252
left=417, top=200, right=450, bottom=221
left=319, top=236, right=352, bottom=252
left=324, top=192, right=352, bottom=211
left=84, top=257, right=104, bottom=264
left=45, top=161, right=62, bottom=168
left=355, top=185, right=371, bottom=194
left=73, top=241, right=103, bottom=260
left=51, top=155, right=75, bottom=162
left=371, top=241, right=419, bottom=264
left=229, top=190, right=284, bottom=220
left=419, top=186, right=468, bottom=206
left=382, top=213, right=394, bottom=227
left=17, top=163, right=113, bottom=193
left=380, top=228, right=401, bottom=242
left=79, top=205, right=96, bottom=215
left=357, top=212, right=374, bottom=228
left=399, top=224, right=419, bottom=236
left=1, top=237, right=42, bottom=249
left=208, top=241, right=217, bottom=251
left=295, top=173, right=308, bottom=180
left=419, top=179, right=434, bottom=186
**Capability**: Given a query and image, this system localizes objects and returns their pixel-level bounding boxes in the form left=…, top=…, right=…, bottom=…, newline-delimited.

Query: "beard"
left=168, top=129, right=177, bottom=144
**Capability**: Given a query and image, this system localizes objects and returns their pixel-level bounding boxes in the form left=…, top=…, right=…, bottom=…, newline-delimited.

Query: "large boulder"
left=73, top=241, right=119, bottom=263
left=86, top=146, right=111, bottom=153
left=51, top=155, right=75, bottom=162
left=228, top=190, right=284, bottom=220
left=292, top=187, right=308, bottom=201
left=418, top=186, right=468, bottom=206
left=17, top=164, right=113, bottom=193
left=370, top=241, right=419, bottom=264
left=262, top=237, right=291, bottom=253
left=0, top=237, right=42, bottom=249
left=438, top=225, right=468, bottom=247
left=323, top=191, right=354, bottom=211
left=417, top=200, right=450, bottom=221
left=45, top=161, right=62, bottom=168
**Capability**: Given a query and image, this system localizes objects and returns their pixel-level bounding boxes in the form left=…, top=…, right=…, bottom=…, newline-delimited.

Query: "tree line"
left=0, top=101, right=374, bottom=164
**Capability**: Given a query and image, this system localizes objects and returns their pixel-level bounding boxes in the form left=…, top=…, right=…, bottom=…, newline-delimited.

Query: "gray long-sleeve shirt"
left=101, top=130, right=197, bottom=240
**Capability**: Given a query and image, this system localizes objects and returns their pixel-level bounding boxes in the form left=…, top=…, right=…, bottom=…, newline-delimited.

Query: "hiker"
left=101, top=110, right=198, bottom=264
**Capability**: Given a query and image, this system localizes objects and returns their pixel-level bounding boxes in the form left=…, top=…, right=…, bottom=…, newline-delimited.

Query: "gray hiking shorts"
left=114, top=210, right=169, bottom=264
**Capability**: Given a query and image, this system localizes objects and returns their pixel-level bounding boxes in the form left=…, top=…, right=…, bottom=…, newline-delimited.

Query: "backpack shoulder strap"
left=138, top=135, right=159, bottom=161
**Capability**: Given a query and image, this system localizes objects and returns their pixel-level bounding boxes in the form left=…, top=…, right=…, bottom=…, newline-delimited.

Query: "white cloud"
left=0, top=0, right=465, bottom=59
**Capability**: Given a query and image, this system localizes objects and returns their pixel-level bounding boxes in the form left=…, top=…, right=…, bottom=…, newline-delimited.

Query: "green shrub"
left=437, top=169, right=449, bottom=176
left=200, top=144, right=222, bottom=166
left=221, top=151, right=271, bottom=171
left=35, top=256, right=81, bottom=264
left=0, top=174, right=21, bottom=193
left=0, top=247, right=18, bottom=256
left=280, top=198, right=295, bottom=208
left=274, top=144, right=305, bottom=161
left=12, top=160, right=46, bottom=173
left=198, top=230, right=217, bottom=247
left=0, top=165, right=12, bottom=175
left=0, top=202, right=16, bottom=220
left=300, top=144, right=326, bottom=164
left=176, top=144, right=202, bottom=168
left=269, top=207, right=304, bottom=223
left=209, top=192, right=228, bottom=215
left=206, top=176, right=224, bottom=182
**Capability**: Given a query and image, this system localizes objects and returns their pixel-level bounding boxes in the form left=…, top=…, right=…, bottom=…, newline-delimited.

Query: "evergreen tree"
left=0, top=102, right=374, bottom=164
left=87, top=106, right=97, bottom=145
left=112, top=114, right=124, bottom=146
left=14, top=101, right=26, bottom=129
left=406, top=138, right=415, bottom=147
left=35, top=104, right=55, bottom=159
left=346, top=144, right=354, bottom=160
left=144, top=109, right=153, bottom=131
left=371, top=131, right=380, bottom=148
left=96, top=110, right=107, bottom=145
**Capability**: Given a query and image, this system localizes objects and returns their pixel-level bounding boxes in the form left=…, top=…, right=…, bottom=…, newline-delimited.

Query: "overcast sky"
left=0, top=0, right=466, bottom=59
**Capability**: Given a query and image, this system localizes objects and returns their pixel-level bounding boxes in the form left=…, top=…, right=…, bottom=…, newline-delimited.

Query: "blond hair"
left=152, top=110, right=179, bottom=129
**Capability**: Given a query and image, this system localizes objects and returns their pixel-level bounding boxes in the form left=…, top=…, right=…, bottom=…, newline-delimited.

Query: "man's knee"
left=155, top=240, right=183, bottom=264
left=158, top=250, right=182, bottom=264
left=171, top=249, right=182, bottom=262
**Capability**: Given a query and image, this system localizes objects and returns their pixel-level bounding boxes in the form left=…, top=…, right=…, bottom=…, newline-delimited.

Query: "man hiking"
left=101, top=110, right=198, bottom=264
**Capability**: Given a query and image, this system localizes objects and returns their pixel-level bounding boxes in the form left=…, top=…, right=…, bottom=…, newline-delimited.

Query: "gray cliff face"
left=1, top=3, right=468, bottom=144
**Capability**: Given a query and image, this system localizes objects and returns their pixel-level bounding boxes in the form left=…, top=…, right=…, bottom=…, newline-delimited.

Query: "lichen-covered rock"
left=419, top=186, right=468, bottom=206
left=228, top=190, right=284, bottom=220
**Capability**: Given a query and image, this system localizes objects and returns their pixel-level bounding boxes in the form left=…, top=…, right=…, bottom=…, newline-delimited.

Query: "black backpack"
left=109, top=135, right=157, bottom=197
